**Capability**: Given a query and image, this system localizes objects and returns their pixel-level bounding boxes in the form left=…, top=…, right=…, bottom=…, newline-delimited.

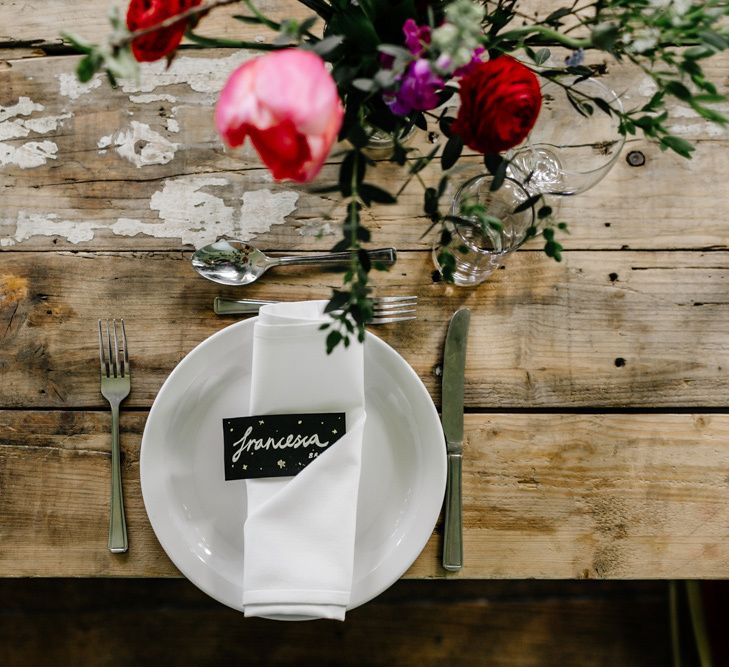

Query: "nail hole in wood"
left=609, top=272, right=618, bottom=282
left=614, top=357, right=626, bottom=367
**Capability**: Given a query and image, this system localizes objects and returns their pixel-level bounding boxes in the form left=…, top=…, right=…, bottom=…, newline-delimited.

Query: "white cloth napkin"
left=242, top=300, right=366, bottom=621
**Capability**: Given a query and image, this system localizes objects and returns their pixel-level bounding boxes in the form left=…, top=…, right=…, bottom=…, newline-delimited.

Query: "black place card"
left=223, top=412, right=346, bottom=480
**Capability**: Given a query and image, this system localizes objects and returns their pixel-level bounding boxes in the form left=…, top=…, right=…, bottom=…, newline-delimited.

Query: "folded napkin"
left=242, top=300, right=366, bottom=621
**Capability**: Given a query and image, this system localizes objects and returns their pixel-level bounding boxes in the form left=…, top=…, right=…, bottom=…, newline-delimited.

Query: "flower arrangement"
left=64, top=0, right=729, bottom=351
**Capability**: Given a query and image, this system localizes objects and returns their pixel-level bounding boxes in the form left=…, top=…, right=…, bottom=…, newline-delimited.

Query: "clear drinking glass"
left=507, top=77, right=625, bottom=196
left=432, top=174, right=535, bottom=286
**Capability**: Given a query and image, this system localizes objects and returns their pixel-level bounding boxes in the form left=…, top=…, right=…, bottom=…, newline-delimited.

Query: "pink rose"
left=215, top=49, right=343, bottom=183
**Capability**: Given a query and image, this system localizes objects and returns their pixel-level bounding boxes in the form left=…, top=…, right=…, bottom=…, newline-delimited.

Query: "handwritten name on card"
left=223, top=413, right=346, bottom=480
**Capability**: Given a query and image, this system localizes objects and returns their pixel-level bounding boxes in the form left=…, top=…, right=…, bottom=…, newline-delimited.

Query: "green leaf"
left=377, top=44, right=412, bottom=59
left=699, top=31, right=729, bottom=51
left=61, top=32, right=93, bottom=54
left=441, top=134, right=463, bottom=170
left=533, top=48, right=551, bottom=66
left=490, top=160, right=508, bottom=191
left=326, top=330, right=343, bottom=354
left=683, top=45, right=716, bottom=61
left=359, top=183, right=397, bottom=205
left=484, top=153, right=503, bottom=175
left=514, top=194, right=542, bottom=214
left=424, top=187, right=439, bottom=216
left=325, top=290, right=350, bottom=313
left=665, top=80, right=692, bottom=102
left=659, top=135, right=695, bottom=158
left=312, top=34, right=344, bottom=57
left=357, top=248, right=372, bottom=272
left=437, top=175, right=449, bottom=197
left=689, top=101, right=728, bottom=124
left=544, top=7, right=572, bottom=25
left=438, top=115, right=454, bottom=138
left=299, top=15, right=318, bottom=33
left=352, top=78, right=376, bottom=92
left=594, top=97, right=613, bottom=116
left=76, top=54, right=99, bottom=83
left=591, top=22, right=620, bottom=52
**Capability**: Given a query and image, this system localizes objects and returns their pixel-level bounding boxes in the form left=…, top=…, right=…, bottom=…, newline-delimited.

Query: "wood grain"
left=0, top=579, right=670, bottom=667
left=0, top=49, right=727, bottom=251
left=3, top=250, right=729, bottom=409
left=2, top=409, right=729, bottom=579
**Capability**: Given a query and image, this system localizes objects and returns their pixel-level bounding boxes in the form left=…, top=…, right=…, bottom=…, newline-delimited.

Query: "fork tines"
left=98, top=319, right=129, bottom=378
left=371, top=295, right=418, bottom=325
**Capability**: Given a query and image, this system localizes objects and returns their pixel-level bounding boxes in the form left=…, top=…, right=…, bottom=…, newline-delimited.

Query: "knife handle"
left=443, top=452, right=463, bottom=571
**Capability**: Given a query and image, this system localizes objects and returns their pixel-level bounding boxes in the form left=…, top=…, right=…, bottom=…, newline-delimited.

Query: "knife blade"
left=441, top=308, right=470, bottom=571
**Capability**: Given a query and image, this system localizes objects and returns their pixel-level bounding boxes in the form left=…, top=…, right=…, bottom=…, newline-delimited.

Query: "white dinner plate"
left=140, top=318, right=446, bottom=614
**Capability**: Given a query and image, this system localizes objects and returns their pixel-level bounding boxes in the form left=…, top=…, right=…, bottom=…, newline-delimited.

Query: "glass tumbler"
left=432, top=174, right=535, bottom=286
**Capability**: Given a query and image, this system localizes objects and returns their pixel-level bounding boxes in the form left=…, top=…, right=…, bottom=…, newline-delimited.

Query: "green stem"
left=243, top=0, right=280, bottom=30
left=504, top=25, right=592, bottom=49
left=110, top=0, right=244, bottom=49
left=184, top=30, right=284, bottom=49
left=297, top=0, right=333, bottom=21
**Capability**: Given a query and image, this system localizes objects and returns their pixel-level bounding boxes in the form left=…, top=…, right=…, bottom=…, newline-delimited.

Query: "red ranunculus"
left=452, top=55, right=542, bottom=155
left=126, top=0, right=202, bottom=63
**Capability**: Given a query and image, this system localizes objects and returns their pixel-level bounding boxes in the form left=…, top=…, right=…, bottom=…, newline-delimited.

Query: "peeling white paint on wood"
left=0, top=211, right=100, bottom=246
left=1, top=175, right=298, bottom=248
left=57, top=72, right=102, bottom=100
left=120, top=52, right=253, bottom=98
left=100, top=120, right=179, bottom=167
left=129, top=93, right=178, bottom=104
left=111, top=175, right=299, bottom=247
left=0, top=97, right=70, bottom=168
left=0, top=97, right=43, bottom=123
left=298, top=220, right=335, bottom=237
left=0, top=140, right=58, bottom=168
left=166, top=118, right=180, bottom=133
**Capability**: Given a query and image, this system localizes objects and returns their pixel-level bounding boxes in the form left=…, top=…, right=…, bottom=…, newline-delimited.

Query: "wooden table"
left=2, top=1, right=729, bottom=582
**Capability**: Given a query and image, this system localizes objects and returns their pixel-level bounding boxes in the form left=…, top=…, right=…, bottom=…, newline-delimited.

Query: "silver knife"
left=441, top=308, right=470, bottom=571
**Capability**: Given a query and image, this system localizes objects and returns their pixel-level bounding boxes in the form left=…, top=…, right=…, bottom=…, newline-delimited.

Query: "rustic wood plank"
left=3, top=250, right=729, bottom=409
left=0, top=579, right=670, bottom=666
left=2, top=409, right=729, bottom=579
left=1, top=50, right=728, bottom=251
left=0, top=0, right=312, bottom=49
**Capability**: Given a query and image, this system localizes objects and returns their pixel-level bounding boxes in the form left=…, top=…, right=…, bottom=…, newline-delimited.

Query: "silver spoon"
left=192, top=240, right=397, bottom=287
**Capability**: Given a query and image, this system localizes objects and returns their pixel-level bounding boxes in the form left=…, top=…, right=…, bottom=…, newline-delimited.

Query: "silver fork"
left=98, top=319, right=130, bottom=554
left=213, top=295, right=418, bottom=324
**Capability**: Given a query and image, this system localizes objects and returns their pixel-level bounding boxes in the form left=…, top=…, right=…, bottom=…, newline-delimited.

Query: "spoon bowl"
left=192, top=240, right=271, bottom=286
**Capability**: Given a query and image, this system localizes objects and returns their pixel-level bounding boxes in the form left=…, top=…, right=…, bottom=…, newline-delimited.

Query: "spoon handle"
left=272, top=248, right=396, bottom=267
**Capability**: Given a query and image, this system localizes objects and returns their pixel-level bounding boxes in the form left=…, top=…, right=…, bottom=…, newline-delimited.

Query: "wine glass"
left=507, top=77, right=625, bottom=196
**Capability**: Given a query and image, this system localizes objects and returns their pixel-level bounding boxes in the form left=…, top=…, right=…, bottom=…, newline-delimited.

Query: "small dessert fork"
left=98, top=319, right=130, bottom=553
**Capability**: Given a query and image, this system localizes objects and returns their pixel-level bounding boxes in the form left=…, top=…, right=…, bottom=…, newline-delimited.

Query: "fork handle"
left=214, top=297, right=275, bottom=315
left=108, top=403, right=128, bottom=553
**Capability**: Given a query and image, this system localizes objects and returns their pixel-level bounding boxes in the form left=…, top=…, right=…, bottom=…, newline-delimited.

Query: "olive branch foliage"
left=63, top=0, right=729, bottom=352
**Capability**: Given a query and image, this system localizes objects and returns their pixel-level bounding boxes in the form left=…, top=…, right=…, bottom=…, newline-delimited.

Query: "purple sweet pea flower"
left=384, top=58, right=444, bottom=116
left=403, top=18, right=431, bottom=56
left=453, top=46, right=486, bottom=77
